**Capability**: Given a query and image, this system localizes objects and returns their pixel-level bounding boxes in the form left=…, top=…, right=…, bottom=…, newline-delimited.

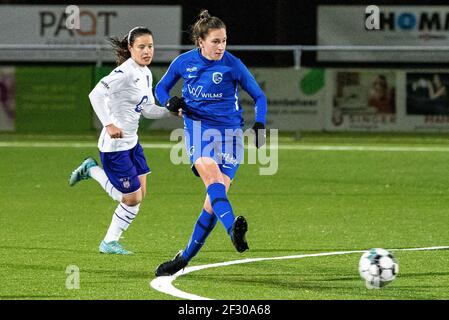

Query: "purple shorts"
left=100, top=142, right=150, bottom=194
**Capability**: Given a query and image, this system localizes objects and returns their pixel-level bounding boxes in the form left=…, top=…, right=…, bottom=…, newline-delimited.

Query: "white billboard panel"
left=318, top=5, right=449, bottom=62
left=0, top=5, right=181, bottom=62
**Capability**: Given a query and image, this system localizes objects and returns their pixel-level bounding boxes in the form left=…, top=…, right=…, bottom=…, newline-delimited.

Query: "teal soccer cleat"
left=99, top=240, right=133, bottom=255
left=69, top=157, right=98, bottom=186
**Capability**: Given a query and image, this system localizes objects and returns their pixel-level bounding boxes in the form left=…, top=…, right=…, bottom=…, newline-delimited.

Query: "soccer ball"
left=358, top=248, right=399, bottom=289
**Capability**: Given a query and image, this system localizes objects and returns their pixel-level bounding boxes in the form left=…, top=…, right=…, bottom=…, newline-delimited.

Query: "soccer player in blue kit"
left=154, top=10, right=267, bottom=276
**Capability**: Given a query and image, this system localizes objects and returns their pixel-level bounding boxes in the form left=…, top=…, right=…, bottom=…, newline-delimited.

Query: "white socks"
left=89, top=166, right=139, bottom=243
left=103, top=202, right=140, bottom=243
left=89, top=166, right=123, bottom=202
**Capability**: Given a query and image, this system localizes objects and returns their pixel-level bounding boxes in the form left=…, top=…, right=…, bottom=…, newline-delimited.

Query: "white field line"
left=2, top=141, right=449, bottom=152
left=0, top=141, right=174, bottom=149
left=150, top=246, right=449, bottom=300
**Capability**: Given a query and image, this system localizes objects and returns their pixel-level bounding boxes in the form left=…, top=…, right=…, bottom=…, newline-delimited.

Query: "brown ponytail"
left=190, top=9, right=226, bottom=47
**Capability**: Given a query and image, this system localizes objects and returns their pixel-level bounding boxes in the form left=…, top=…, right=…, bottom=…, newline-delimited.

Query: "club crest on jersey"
left=135, top=95, right=148, bottom=113
left=212, top=72, right=223, bottom=84
left=120, top=178, right=131, bottom=189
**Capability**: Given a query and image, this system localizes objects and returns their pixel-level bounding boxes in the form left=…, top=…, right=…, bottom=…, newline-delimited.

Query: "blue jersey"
left=155, top=48, right=267, bottom=128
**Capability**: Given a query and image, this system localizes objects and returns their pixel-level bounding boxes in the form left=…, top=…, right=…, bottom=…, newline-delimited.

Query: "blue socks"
left=181, top=183, right=236, bottom=262
left=182, top=209, right=218, bottom=262
left=207, top=183, right=235, bottom=235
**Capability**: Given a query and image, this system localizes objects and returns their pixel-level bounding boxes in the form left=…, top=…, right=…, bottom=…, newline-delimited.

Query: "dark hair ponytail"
left=109, top=27, right=153, bottom=65
left=190, top=9, right=226, bottom=47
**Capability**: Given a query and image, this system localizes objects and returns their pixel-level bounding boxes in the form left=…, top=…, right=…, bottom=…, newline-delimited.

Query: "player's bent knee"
left=122, top=190, right=142, bottom=206
left=203, top=203, right=213, bottom=214
left=122, top=198, right=141, bottom=206
left=203, top=173, right=225, bottom=186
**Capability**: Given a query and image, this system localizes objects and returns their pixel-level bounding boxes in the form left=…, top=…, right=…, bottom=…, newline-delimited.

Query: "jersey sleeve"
left=141, top=103, right=172, bottom=119
left=97, top=70, right=130, bottom=96
left=88, top=70, right=130, bottom=126
left=235, top=59, right=267, bottom=125
left=142, top=75, right=171, bottom=119
left=154, top=56, right=182, bottom=106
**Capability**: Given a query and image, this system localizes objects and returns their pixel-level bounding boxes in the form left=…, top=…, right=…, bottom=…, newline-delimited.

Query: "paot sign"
left=0, top=5, right=181, bottom=62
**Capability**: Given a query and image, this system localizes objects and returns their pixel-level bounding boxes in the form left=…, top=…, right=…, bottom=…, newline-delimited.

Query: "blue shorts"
left=184, top=117, right=243, bottom=180
left=100, top=142, right=151, bottom=194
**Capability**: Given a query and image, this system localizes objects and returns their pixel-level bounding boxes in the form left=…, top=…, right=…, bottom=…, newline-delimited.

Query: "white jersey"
left=89, top=58, right=170, bottom=152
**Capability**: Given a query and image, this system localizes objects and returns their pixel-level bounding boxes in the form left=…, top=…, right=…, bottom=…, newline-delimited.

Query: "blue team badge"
left=212, top=72, right=223, bottom=84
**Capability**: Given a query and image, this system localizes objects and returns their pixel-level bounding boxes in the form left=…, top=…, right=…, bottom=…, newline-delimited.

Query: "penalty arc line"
left=150, top=245, right=449, bottom=300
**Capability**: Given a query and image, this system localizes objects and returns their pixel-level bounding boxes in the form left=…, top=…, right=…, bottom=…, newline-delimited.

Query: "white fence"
left=2, top=44, right=449, bottom=68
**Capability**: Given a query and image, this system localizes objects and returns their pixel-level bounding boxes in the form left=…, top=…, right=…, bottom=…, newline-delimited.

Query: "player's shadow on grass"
left=395, top=271, right=449, bottom=279
left=200, top=248, right=362, bottom=254
left=3, top=262, right=153, bottom=282
left=187, top=274, right=449, bottom=299
left=3, top=262, right=72, bottom=273
left=189, top=271, right=449, bottom=299
left=0, top=294, right=65, bottom=299
left=81, top=268, right=153, bottom=280
left=187, top=273, right=363, bottom=292
left=0, top=244, right=100, bottom=254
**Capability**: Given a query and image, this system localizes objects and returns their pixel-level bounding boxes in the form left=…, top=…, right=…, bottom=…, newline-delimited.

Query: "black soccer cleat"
left=231, top=216, right=249, bottom=253
left=155, top=250, right=188, bottom=277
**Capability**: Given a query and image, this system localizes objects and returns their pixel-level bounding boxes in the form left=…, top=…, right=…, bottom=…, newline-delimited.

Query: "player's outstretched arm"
left=141, top=103, right=181, bottom=119
left=165, top=96, right=186, bottom=114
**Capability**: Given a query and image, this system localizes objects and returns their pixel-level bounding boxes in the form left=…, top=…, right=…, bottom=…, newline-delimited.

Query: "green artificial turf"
left=1, top=133, right=448, bottom=300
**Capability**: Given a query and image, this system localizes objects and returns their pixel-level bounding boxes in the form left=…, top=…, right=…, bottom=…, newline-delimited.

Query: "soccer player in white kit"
left=69, top=27, right=177, bottom=254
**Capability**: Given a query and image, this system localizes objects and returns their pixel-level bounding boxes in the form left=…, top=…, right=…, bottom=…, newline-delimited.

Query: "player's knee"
left=122, top=191, right=142, bottom=206
left=204, top=174, right=225, bottom=186
left=122, top=198, right=141, bottom=206
left=196, top=158, right=224, bottom=186
left=203, top=202, right=213, bottom=214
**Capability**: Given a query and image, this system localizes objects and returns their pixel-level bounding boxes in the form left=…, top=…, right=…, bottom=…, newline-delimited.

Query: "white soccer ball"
left=358, top=248, right=399, bottom=289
